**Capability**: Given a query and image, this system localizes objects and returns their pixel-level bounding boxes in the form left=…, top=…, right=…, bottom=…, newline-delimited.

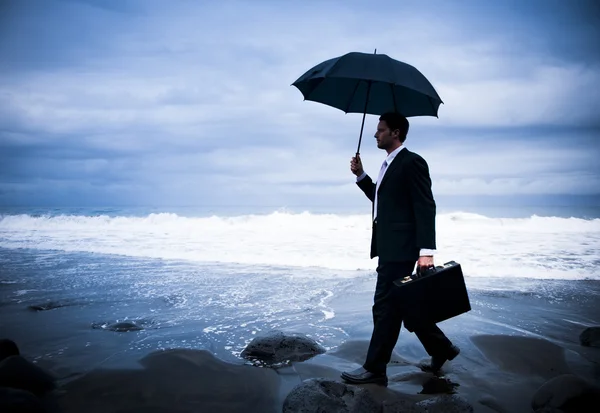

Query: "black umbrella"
left=292, top=50, right=443, bottom=154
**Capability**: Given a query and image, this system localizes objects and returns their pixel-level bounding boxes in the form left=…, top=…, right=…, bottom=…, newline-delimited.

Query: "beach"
left=1, top=209, right=599, bottom=412
left=1, top=250, right=599, bottom=412
left=2, top=0, right=600, bottom=410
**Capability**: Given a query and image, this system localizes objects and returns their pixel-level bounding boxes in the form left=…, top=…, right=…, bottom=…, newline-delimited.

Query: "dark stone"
left=560, top=388, right=600, bottom=412
left=0, top=386, right=46, bottom=413
left=478, top=396, right=509, bottom=413
left=415, top=395, right=474, bottom=413
left=107, top=322, right=143, bottom=332
left=0, top=356, right=56, bottom=396
left=560, top=389, right=600, bottom=413
left=471, top=335, right=570, bottom=379
left=579, top=327, right=600, bottom=348
left=58, top=349, right=280, bottom=413
left=28, top=301, right=74, bottom=311
left=382, top=398, right=425, bottom=412
left=92, top=321, right=143, bottom=332
left=115, top=408, right=192, bottom=413
left=282, top=378, right=381, bottom=413
left=240, top=330, right=326, bottom=366
left=0, top=339, right=19, bottom=362
left=420, top=376, right=459, bottom=394
left=532, top=374, right=600, bottom=412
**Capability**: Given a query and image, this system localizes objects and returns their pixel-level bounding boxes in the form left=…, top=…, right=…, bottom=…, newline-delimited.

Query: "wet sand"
left=31, top=279, right=600, bottom=413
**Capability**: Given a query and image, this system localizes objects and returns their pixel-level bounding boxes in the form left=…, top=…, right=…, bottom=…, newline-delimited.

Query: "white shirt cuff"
left=419, top=249, right=436, bottom=256
left=356, top=172, right=367, bottom=182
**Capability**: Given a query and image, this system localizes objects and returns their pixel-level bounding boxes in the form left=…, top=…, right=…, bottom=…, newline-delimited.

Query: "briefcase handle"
left=416, top=265, right=437, bottom=278
left=417, top=260, right=460, bottom=277
left=396, top=265, right=436, bottom=285
left=397, top=261, right=460, bottom=285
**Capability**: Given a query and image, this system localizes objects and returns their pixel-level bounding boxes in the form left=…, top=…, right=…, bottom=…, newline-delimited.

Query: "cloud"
left=435, top=64, right=600, bottom=127
left=3, top=0, right=599, bottom=131
left=434, top=173, right=600, bottom=196
left=0, top=0, right=599, bottom=206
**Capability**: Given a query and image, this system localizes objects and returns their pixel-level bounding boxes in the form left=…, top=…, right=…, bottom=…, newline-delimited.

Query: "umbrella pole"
left=356, top=49, right=376, bottom=156
left=355, top=80, right=372, bottom=156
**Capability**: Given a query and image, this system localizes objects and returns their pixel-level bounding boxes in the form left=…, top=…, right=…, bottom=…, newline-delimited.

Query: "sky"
left=1, top=0, right=599, bottom=210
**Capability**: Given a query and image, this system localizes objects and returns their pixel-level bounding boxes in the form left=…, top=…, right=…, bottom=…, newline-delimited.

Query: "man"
left=341, top=112, right=459, bottom=386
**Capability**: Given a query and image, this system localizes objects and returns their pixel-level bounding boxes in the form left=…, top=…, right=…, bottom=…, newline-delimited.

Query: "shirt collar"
left=384, top=144, right=405, bottom=165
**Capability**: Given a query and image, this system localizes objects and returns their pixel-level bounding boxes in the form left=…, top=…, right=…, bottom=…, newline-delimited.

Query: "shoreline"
left=12, top=327, right=600, bottom=413
left=1, top=247, right=599, bottom=412
left=2, top=279, right=599, bottom=413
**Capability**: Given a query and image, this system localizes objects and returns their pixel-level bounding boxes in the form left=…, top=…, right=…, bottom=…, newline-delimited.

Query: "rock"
left=282, top=378, right=381, bottom=413
left=471, top=335, right=570, bottom=378
left=382, top=398, right=425, bottom=412
left=579, top=326, right=600, bottom=348
left=107, top=322, right=143, bottom=332
left=532, top=374, right=600, bottom=412
left=0, top=387, right=46, bottom=413
left=0, top=339, right=19, bottom=362
left=59, top=349, right=281, bottom=413
left=415, top=394, right=474, bottom=413
left=478, top=396, right=509, bottom=413
left=560, top=389, right=600, bottom=412
left=92, top=321, right=143, bottom=332
left=27, top=301, right=76, bottom=311
left=240, top=330, right=326, bottom=365
left=419, top=376, right=459, bottom=394
left=115, top=408, right=195, bottom=413
left=0, top=356, right=56, bottom=396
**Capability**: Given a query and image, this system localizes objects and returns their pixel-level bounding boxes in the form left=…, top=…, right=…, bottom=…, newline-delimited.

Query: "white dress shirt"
left=356, top=145, right=436, bottom=257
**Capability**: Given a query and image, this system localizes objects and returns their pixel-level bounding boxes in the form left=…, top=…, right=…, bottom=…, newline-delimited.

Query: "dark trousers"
left=363, top=260, right=453, bottom=374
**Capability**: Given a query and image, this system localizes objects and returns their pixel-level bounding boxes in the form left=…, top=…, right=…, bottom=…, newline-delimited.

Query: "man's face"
left=375, top=120, right=398, bottom=150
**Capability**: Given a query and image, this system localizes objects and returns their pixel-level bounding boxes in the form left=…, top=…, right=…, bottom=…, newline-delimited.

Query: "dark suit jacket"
left=357, top=148, right=436, bottom=262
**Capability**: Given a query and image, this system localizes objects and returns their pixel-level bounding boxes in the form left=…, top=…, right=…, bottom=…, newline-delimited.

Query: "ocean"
left=1, top=204, right=599, bottom=378
left=2, top=205, right=599, bottom=277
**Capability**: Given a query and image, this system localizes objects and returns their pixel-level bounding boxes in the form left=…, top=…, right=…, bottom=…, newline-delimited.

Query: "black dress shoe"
left=420, top=345, right=460, bottom=374
left=341, top=367, right=388, bottom=386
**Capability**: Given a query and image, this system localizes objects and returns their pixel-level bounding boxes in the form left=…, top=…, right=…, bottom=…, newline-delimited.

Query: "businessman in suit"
left=341, top=112, right=459, bottom=386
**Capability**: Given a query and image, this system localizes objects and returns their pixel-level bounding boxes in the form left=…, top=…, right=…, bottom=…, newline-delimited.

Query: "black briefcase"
left=393, top=261, right=471, bottom=332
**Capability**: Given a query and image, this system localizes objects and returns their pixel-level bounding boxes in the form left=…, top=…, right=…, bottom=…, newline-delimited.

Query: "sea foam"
left=1, top=211, right=599, bottom=280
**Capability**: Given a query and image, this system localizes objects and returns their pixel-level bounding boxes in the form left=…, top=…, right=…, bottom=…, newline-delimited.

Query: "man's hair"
left=379, top=112, right=409, bottom=142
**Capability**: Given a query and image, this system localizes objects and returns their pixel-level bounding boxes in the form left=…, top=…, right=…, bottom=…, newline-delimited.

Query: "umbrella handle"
left=356, top=80, right=372, bottom=155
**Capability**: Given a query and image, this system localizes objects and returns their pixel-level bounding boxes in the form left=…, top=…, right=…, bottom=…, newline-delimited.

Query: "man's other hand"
left=417, top=256, right=434, bottom=274
left=350, top=155, right=364, bottom=176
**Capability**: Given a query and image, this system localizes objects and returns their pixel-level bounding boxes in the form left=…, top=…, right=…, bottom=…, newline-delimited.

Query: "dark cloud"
left=0, top=0, right=599, bottom=207
left=0, top=1, right=125, bottom=73
left=430, top=0, right=600, bottom=66
left=57, top=0, right=142, bottom=13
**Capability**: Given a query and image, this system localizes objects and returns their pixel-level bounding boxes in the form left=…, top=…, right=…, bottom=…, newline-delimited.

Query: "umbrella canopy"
left=292, top=51, right=443, bottom=117
left=292, top=50, right=443, bottom=153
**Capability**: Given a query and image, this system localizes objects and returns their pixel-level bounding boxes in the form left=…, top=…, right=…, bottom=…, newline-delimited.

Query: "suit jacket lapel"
left=378, top=148, right=408, bottom=192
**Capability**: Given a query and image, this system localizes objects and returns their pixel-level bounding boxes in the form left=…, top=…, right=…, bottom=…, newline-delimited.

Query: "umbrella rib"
left=303, top=79, right=325, bottom=100
left=390, top=83, right=398, bottom=113
left=303, top=56, right=347, bottom=100
left=428, top=96, right=437, bottom=117
left=344, top=79, right=362, bottom=114
left=311, top=55, right=350, bottom=106
left=387, top=56, right=400, bottom=114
